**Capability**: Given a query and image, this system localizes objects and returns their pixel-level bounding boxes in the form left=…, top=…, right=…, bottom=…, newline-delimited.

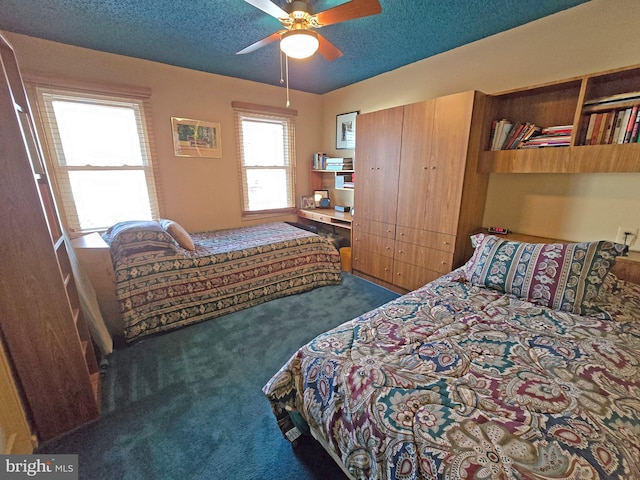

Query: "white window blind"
left=232, top=102, right=297, bottom=215
left=32, top=84, right=160, bottom=233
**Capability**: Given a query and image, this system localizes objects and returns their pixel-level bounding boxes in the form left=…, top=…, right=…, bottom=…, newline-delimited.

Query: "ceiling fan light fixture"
left=280, top=30, right=319, bottom=59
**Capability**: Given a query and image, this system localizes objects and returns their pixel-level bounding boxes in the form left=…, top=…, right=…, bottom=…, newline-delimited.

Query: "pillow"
left=105, top=220, right=178, bottom=257
left=464, top=233, right=626, bottom=317
left=158, top=219, right=195, bottom=251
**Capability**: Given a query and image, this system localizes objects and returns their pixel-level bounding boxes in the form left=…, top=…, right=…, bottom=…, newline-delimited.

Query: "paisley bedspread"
left=112, top=222, right=341, bottom=342
left=263, top=269, right=640, bottom=479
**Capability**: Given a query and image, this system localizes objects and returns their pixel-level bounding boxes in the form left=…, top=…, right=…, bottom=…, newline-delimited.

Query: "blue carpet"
left=37, top=273, right=399, bottom=479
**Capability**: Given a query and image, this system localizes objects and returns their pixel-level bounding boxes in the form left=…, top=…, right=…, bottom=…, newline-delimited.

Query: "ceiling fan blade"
left=317, top=34, right=343, bottom=61
left=314, top=0, right=382, bottom=27
left=243, top=0, right=288, bottom=20
left=237, top=31, right=285, bottom=55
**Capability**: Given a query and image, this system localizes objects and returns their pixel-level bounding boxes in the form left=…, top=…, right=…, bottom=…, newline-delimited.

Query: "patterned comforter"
left=112, top=222, right=341, bottom=342
left=263, top=269, right=640, bottom=479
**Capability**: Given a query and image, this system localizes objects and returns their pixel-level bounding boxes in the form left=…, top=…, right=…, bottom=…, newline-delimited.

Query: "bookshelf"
left=479, top=64, right=640, bottom=173
left=309, top=153, right=354, bottom=213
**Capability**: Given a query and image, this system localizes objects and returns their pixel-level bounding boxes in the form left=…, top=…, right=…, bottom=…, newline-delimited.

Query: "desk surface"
left=298, top=208, right=352, bottom=229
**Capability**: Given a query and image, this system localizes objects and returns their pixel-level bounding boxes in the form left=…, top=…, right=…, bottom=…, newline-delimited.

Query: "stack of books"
left=312, top=154, right=354, bottom=170
left=489, top=120, right=573, bottom=149
left=335, top=173, right=354, bottom=189
left=519, top=125, right=573, bottom=148
left=579, top=99, right=640, bottom=145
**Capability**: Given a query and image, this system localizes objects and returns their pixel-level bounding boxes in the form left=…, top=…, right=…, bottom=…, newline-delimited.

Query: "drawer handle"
left=400, top=232, right=405, bottom=236
left=398, top=250, right=403, bottom=253
left=431, top=166, right=436, bottom=170
left=443, top=241, right=450, bottom=245
left=440, top=261, right=446, bottom=265
left=386, top=229, right=391, bottom=233
left=384, top=267, right=389, bottom=271
left=385, top=246, right=390, bottom=250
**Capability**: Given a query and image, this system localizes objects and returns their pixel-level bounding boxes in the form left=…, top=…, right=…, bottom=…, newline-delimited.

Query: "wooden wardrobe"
left=352, top=91, right=489, bottom=291
left=0, top=34, right=100, bottom=442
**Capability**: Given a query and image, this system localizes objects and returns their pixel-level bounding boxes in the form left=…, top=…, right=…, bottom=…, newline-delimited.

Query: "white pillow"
left=158, top=219, right=195, bottom=251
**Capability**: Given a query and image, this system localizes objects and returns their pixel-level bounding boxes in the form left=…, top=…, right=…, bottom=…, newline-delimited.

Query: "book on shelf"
left=623, top=105, right=639, bottom=143
left=490, top=119, right=513, bottom=150
left=312, top=153, right=353, bottom=171
left=630, top=107, right=640, bottom=142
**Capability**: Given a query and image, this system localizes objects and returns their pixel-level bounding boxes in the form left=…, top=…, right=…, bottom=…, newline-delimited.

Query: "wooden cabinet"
left=353, top=91, right=489, bottom=292
left=479, top=63, right=640, bottom=173
left=0, top=33, right=100, bottom=442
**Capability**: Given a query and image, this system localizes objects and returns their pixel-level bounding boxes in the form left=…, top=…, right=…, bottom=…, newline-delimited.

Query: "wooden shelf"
left=479, top=143, right=640, bottom=173
left=480, top=63, right=640, bottom=174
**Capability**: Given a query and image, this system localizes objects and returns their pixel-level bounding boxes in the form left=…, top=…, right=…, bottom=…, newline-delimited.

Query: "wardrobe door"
left=354, top=106, right=403, bottom=224
left=395, top=99, right=436, bottom=229
left=423, top=91, right=476, bottom=235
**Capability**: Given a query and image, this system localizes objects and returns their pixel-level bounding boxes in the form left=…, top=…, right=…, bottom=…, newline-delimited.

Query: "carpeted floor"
left=37, top=273, right=399, bottom=479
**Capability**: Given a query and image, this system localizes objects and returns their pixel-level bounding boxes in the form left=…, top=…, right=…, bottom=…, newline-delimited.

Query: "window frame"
left=232, top=102, right=297, bottom=217
left=30, top=82, right=161, bottom=234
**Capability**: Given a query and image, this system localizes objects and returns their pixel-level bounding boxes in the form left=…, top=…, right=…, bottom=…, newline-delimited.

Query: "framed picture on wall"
left=336, top=111, right=358, bottom=149
left=171, top=117, right=222, bottom=158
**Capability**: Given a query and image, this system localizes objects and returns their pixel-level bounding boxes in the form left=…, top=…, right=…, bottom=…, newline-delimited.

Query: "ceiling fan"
left=237, top=0, right=382, bottom=60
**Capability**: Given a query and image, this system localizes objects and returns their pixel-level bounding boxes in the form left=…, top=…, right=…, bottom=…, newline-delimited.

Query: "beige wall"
left=4, top=31, right=323, bottom=233
left=322, top=0, right=640, bottom=249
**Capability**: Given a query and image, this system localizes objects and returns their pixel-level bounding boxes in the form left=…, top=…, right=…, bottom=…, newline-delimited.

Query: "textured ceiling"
left=0, top=0, right=589, bottom=94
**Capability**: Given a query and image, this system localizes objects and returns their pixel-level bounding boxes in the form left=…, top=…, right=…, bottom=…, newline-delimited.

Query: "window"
left=33, top=86, right=160, bottom=232
left=233, top=102, right=296, bottom=215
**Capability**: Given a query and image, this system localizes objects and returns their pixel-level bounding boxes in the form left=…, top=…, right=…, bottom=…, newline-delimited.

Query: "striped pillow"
left=465, top=233, right=625, bottom=317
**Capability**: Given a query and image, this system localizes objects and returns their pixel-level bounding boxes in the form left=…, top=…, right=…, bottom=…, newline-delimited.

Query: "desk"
left=297, top=208, right=352, bottom=230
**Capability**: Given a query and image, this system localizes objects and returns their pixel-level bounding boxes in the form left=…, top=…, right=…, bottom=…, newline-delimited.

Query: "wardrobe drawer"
left=352, top=248, right=394, bottom=283
left=352, top=219, right=395, bottom=239
left=394, top=241, right=454, bottom=274
left=352, top=232, right=394, bottom=258
left=395, top=226, right=455, bottom=253
left=393, top=260, right=443, bottom=291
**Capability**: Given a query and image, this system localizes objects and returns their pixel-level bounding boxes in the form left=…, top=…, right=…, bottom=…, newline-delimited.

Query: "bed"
left=104, top=220, right=342, bottom=342
left=263, top=233, right=640, bottom=479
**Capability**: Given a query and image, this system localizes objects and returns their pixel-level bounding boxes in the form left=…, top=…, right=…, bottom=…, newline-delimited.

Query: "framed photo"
left=314, top=189, right=329, bottom=208
left=300, top=195, right=315, bottom=209
left=171, top=117, right=222, bottom=158
left=336, top=111, right=358, bottom=149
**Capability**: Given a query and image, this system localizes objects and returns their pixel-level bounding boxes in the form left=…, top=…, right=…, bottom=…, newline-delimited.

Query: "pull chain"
left=285, top=54, right=290, bottom=108
left=279, top=50, right=291, bottom=108
left=280, top=50, right=285, bottom=85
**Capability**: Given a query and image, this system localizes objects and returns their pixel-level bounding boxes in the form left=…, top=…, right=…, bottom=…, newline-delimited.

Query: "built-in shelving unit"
left=479, top=64, right=640, bottom=174
left=311, top=169, right=355, bottom=191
